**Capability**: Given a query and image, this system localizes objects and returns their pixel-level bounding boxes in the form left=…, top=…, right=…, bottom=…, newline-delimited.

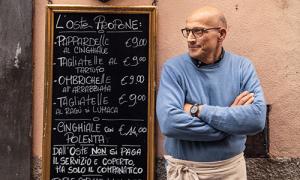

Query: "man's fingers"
left=232, top=91, right=249, bottom=106
left=231, top=91, right=255, bottom=107
left=237, top=93, right=254, bottom=105
left=244, top=96, right=254, bottom=105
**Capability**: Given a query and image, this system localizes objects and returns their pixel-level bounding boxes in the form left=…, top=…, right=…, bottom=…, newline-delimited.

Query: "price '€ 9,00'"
left=125, top=37, right=147, bottom=48
left=118, top=93, right=147, bottom=107
left=123, top=56, right=147, bottom=67
left=121, top=75, right=145, bottom=86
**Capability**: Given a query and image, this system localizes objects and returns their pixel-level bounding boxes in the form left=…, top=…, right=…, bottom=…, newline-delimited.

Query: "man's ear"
left=218, top=28, right=227, bottom=42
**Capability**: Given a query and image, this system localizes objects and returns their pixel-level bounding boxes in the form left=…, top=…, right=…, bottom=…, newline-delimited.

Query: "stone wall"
left=0, top=0, right=32, bottom=179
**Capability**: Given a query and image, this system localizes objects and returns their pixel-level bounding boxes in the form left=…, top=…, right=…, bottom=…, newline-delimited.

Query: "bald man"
left=156, top=6, right=266, bottom=179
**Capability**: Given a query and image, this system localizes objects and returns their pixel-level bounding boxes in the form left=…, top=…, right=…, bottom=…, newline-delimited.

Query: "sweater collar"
left=191, top=48, right=225, bottom=68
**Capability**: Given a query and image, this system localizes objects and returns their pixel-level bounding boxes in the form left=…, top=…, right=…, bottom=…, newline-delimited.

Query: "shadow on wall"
left=245, top=104, right=271, bottom=158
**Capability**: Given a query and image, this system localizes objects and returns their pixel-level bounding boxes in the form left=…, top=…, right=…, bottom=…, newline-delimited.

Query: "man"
left=156, top=6, right=266, bottom=180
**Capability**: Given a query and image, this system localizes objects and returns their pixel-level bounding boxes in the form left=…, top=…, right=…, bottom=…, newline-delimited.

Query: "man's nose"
left=187, top=32, right=196, bottom=42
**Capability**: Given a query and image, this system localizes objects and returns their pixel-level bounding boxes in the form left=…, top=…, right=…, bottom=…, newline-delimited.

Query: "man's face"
left=185, top=16, right=221, bottom=62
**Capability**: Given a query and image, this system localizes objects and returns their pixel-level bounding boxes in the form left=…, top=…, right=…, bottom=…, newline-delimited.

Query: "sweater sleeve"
left=156, top=63, right=227, bottom=141
left=200, top=61, right=266, bottom=135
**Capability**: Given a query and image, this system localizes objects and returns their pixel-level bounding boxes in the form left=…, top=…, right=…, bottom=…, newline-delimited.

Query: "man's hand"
left=184, top=103, right=202, bottom=117
left=184, top=103, right=193, bottom=114
left=231, top=91, right=254, bottom=107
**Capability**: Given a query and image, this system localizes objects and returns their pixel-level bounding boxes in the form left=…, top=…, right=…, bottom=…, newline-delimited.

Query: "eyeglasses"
left=181, top=27, right=221, bottom=38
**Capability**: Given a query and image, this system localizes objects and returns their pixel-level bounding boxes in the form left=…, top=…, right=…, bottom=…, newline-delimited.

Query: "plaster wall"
left=33, top=0, right=300, bottom=162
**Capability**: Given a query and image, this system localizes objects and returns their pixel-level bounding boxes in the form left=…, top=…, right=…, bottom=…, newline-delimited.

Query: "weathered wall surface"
left=0, top=1, right=32, bottom=179
left=33, top=0, right=300, bottom=179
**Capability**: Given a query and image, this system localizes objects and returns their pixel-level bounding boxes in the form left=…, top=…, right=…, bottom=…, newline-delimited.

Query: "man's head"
left=183, top=6, right=227, bottom=63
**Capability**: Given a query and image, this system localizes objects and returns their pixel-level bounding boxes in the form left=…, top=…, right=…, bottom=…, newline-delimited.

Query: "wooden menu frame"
left=43, top=5, right=156, bottom=180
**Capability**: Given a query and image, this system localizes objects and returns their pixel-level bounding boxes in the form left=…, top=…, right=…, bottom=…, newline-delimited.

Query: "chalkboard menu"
left=43, top=5, right=156, bottom=180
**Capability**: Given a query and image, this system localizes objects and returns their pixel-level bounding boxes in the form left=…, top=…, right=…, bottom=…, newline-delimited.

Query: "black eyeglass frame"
left=181, top=27, right=221, bottom=38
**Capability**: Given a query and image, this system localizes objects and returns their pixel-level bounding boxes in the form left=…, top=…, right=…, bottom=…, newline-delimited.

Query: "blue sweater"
left=156, top=51, right=266, bottom=162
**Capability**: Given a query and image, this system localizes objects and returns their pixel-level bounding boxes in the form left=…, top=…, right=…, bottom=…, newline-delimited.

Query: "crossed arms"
left=156, top=62, right=266, bottom=142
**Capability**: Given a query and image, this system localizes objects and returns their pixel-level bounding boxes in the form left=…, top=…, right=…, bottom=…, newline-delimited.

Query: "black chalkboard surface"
left=43, top=5, right=156, bottom=180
